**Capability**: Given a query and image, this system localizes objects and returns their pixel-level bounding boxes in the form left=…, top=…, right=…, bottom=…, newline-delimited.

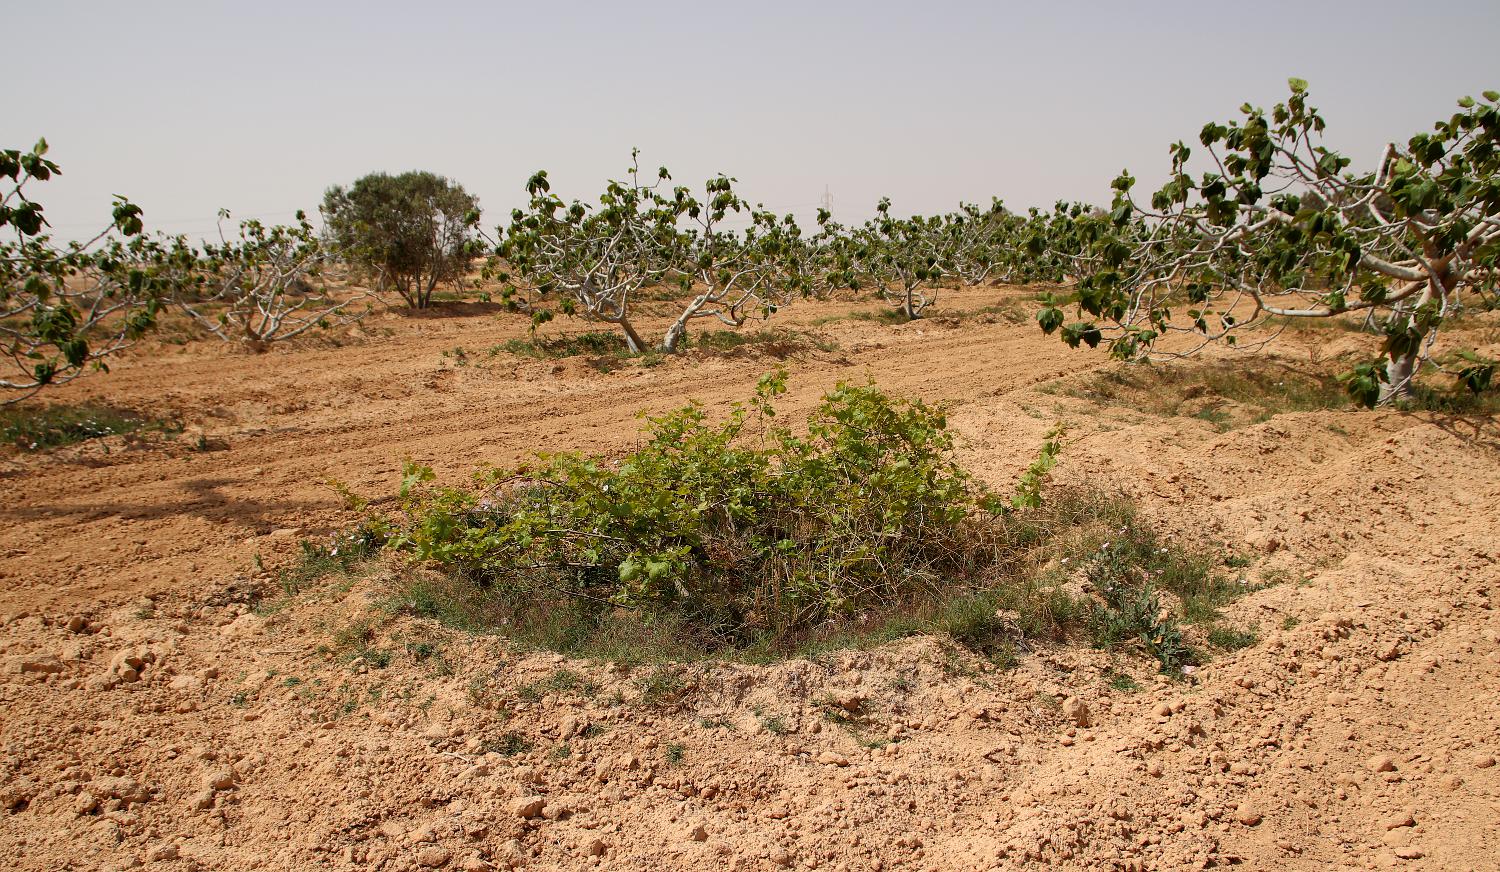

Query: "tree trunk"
left=661, top=322, right=687, bottom=354
left=617, top=318, right=648, bottom=354
left=1379, top=347, right=1419, bottom=405
left=661, top=302, right=706, bottom=353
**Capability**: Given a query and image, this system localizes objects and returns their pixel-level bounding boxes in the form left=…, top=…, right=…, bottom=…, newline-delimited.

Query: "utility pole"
left=820, top=185, right=833, bottom=215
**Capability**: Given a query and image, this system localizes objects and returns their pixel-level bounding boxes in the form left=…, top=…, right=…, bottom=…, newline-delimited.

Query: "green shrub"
left=389, top=371, right=991, bottom=643
left=380, top=374, right=1234, bottom=669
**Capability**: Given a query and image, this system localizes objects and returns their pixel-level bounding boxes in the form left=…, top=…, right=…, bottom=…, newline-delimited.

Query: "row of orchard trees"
left=0, top=152, right=487, bottom=401
left=5, top=81, right=1498, bottom=406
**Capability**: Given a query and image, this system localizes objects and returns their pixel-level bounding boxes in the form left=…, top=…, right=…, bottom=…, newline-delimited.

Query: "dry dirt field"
left=2, top=286, right=1499, bottom=871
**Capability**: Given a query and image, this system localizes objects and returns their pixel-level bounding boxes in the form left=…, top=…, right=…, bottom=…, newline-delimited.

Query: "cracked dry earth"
left=2, top=286, right=1499, bottom=870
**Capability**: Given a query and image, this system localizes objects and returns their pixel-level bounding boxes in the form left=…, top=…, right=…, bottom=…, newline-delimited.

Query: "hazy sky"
left=9, top=0, right=1499, bottom=240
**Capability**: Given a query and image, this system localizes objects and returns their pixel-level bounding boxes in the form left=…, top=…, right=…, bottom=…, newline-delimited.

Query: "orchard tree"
left=2, top=140, right=183, bottom=403
left=494, top=151, right=808, bottom=353
left=321, top=171, right=480, bottom=309
left=660, top=176, right=809, bottom=352
left=856, top=199, right=962, bottom=319
left=182, top=210, right=372, bottom=346
left=493, top=153, right=679, bottom=352
left=948, top=200, right=1017, bottom=286
left=1038, top=80, right=1500, bottom=405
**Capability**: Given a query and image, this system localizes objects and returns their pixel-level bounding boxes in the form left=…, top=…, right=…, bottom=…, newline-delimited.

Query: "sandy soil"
left=2, top=286, right=1498, bottom=871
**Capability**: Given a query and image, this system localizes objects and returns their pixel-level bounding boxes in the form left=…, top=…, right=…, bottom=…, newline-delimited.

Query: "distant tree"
left=320, top=171, right=480, bottom=309
left=2, top=139, right=187, bottom=403
left=181, top=209, right=373, bottom=346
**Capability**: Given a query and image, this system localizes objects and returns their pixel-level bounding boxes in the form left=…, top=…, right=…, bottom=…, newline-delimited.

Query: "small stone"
left=1375, top=641, right=1402, bottom=662
left=688, top=824, right=708, bottom=842
left=1473, top=753, right=1496, bottom=769
left=204, top=769, right=237, bottom=791
left=146, top=844, right=180, bottom=863
left=18, top=655, right=66, bottom=675
left=512, top=797, right=545, bottom=819
left=817, top=751, right=850, bottom=767
left=416, top=846, right=450, bottom=868
left=1367, top=755, right=1397, bottom=773
left=190, top=789, right=215, bottom=811
left=169, top=674, right=203, bottom=693
left=1382, top=809, right=1415, bottom=830
left=586, top=839, right=607, bottom=857
left=1061, top=697, right=1091, bottom=727
left=832, top=691, right=864, bottom=712
left=1234, top=801, right=1262, bottom=826
left=1393, top=847, right=1424, bottom=860
left=66, top=616, right=87, bottom=633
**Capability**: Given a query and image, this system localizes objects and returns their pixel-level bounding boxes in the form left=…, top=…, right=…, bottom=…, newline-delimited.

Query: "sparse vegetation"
left=1051, top=360, right=1349, bottom=427
left=1206, top=624, right=1259, bottom=651
left=487, top=731, right=532, bottom=757
left=1, top=403, right=173, bottom=450
left=634, top=665, right=687, bottom=707
left=276, top=530, right=381, bottom=597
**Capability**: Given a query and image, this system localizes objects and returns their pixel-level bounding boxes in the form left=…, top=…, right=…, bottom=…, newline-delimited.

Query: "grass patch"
left=493, top=331, right=625, bottom=360
left=928, top=300, right=1031, bottom=326
left=634, top=665, right=688, bottom=707
left=1053, top=356, right=1500, bottom=421
left=276, top=531, right=380, bottom=597
left=685, top=328, right=838, bottom=356
left=486, top=731, right=532, bottom=757
left=1052, top=359, right=1349, bottom=427
left=812, top=308, right=912, bottom=327
left=1407, top=381, right=1500, bottom=415
left=516, top=668, right=600, bottom=701
left=1206, top=624, right=1259, bottom=651
left=1, top=403, right=179, bottom=451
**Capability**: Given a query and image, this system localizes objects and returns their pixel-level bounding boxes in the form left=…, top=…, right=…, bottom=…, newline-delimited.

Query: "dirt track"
left=3, top=287, right=1499, bottom=870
